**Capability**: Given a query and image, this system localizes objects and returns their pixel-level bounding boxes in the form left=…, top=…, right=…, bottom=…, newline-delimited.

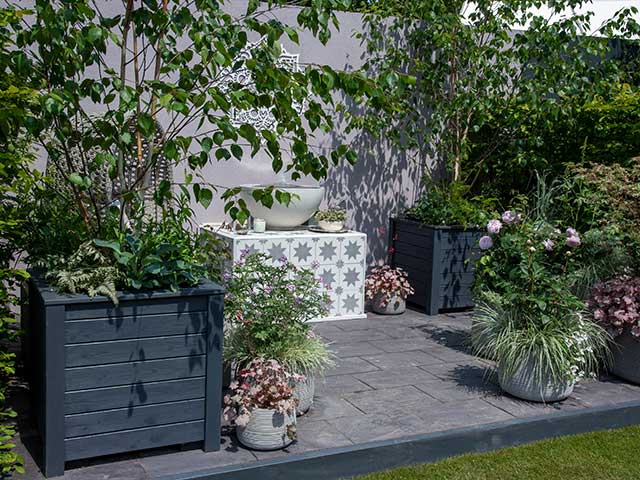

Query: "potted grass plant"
left=224, top=358, right=300, bottom=451
left=223, top=252, right=334, bottom=414
left=472, top=213, right=610, bottom=402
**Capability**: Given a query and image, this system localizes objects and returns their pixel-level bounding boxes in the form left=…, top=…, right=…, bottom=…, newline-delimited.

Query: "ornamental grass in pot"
left=473, top=212, right=610, bottom=402
left=365, top=265, right=414, bottom=315
left=223, top=252, right=334, bottom=414
left=314, top=208, right=347, bottom=232
left=588, top=276, right=640, bottom=384
left=223, top=359, right=301, bottom=451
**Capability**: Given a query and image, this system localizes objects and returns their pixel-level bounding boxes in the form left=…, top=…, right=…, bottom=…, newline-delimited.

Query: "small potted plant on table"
left=588, top=276, right=640, bottom=384
left=315, top=208, right=347, bottom=232
left=472, top=213, right=610, bottom=402
left=223, top=252, right=334, bottom=414
left=224, top=358, right=300, bottom=450
left=365, top=265, right=414, bottom=315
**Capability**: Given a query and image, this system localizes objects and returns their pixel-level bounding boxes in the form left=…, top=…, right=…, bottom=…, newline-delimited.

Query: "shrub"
left=223, top=252, right=332, bottom=375
left=404, top=182, right=495, bottom=226
left=587, top=276, right=640, bottom=339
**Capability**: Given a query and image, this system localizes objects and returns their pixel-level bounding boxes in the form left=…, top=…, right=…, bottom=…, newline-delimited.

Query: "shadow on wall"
left=325, top=99, right=424, bottom=267
left=324, top=19, right=429, bottom=267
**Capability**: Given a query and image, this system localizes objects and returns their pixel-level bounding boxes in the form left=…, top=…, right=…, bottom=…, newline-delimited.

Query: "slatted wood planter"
left=22, top=276, right=224, bottom=477
left=390, top=218, right=482, bottom=315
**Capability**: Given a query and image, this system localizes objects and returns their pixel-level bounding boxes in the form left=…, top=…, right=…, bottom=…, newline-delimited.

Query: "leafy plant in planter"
left=365, top=265, right=414, bottom=315
left=588, top=276, right=640, bottom=384
left=315, top=208, right=347, bottom=231
left=223, top=252, right=334, bottom=413
left=224, top=358, right=301, bottom=451
left=473, top=213, right=610, bottom=402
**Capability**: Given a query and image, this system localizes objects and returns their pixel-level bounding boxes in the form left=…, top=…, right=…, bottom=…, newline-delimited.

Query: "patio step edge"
left=157, top=399, right=640, bottom=480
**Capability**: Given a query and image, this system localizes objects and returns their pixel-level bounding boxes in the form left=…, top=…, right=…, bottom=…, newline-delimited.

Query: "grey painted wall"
left=28, top=1, right=425, bottom=265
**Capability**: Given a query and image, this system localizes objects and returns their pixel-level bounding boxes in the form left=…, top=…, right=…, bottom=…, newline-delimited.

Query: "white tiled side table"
left=203, top=225, right=367, bottom=322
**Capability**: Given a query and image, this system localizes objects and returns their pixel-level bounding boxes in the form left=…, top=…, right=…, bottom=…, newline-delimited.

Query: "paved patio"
left=15, top=309, right=640, bottom=479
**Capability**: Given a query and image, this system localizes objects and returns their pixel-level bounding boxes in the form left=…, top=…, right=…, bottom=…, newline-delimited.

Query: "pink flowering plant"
left=365, top=265, right=415, bottom=307
left=473, top=212, right=610, bottom=385
left=588, top=276, right=640, bottom=339
left=223, top=358, right=301, bottom=439
left=223, top=252, right=333, bottom=374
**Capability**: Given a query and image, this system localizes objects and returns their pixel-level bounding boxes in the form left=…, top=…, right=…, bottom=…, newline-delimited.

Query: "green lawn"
left=357, top=426, right=640, bottom=480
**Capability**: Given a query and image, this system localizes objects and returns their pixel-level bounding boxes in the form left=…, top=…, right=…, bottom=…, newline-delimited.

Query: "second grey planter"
left=611, top=329, right=640, bottom=384
left=23, top=275, right=225, bottom=477
left=236, top=408, right=296, bottom=450
left=390, top=218, right=482, bottom=315
left=294, top=375, right=315, bottom=415
left=498, top=357, right=575, bottom=403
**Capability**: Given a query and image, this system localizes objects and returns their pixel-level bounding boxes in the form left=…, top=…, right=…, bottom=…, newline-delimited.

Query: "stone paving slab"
left=15, top=309, right=640, bottom=479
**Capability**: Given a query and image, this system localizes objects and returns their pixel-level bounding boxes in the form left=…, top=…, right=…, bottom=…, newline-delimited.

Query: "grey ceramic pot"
left=611, top=328, right=640, bottom=384
left=372, top=293, right=406, bottom=315
left=294, top=375, right=315, bottom=415
left=498, top=356, right=574, bottom=403
left=236, top=408, right=296, bottom=451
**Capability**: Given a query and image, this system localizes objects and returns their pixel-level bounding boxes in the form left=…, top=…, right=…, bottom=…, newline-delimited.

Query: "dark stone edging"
left=158, top=399, right=640, bottom=480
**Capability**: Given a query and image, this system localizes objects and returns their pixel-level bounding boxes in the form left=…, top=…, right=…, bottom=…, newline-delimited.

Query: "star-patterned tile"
left=341, top=237, right=366, bottom=262
left=263, top=239, right=291, bottom=265
left=339, top=291, right=364, bottom=315
left=317, top=266, right=339, bottom=290
left=317, top=237, right=340, bottom=264
left=290, top=238, right=316, bottom=265
left=339, top=264, right=364, bottom=289
left=233, top=240, right=262, bottom=260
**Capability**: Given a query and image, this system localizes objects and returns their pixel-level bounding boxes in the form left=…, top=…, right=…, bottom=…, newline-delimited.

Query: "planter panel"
left=391, top=218, right=481, bottom=315
left=65, top=377, right=206, bottom=414
left=24, top=276, right=224, bottom=477
left=65, top=334, right=207, bottom=367
left=65, top=311, right=207, bottom=343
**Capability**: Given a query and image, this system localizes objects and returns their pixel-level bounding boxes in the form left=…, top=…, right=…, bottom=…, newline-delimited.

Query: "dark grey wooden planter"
left=390, top=218, right=482, bottom=315
left=22, top=276, right=225, bottom=477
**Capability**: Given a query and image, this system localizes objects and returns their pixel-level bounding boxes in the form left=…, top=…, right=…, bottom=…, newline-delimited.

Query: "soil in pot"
left=236, top=408, right=296, bottom=450
left=372, top=293, right=406, bottom=315
left=610, top=328, right=640, bottom=384
left=498, top=356, right=574, bottom=403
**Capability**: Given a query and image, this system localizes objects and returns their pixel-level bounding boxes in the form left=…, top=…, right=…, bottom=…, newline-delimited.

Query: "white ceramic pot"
left=236, top=408, right=296, bottom=451
left=611, top=328, right=640, bottom=384
left=498, top=356, right=574, bottom=403
left=317, top=220, right=345, bottom=232
left=239, top=184, right=324, bottom=230
left=372, top=293, right=406, bottom=315
left=294, top=375, right=315, bottom=415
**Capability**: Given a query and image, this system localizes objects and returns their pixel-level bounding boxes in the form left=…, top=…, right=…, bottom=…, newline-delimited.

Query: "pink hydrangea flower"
left=566, top=235, right=581, bottom=247
left=487, top=219, right=502, bottom=234
left=479, top=235, right=493, bottom=250
left=501, top=210, right=518, bottom=224
left=542, top=239, right=554, bottom=251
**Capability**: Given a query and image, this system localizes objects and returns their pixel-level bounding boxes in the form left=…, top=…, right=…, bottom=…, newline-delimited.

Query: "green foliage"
left=405, top=182, right=495, bottom=226
left=46, top=241, right=123, bottom=303
left=9, top=0, right=376, bottom=229
left=355, top=0, right=639, bottom=197
left=315, top=208, right=347, bottom=222
left=0, top=6, right=33, bottom=476
left=223, top=253, right=333, bottom=375
left=469, top=86, right=640, bottom=202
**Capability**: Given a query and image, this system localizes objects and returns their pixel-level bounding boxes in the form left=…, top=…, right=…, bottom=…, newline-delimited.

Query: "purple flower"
left=264, top=285, right=273, bottom=294
left=240, top=247, right=251, bottom=258
left=311, top=260, right=320, bottom=269
left=278, top=255, right=288, bottom=263
left=542, top=239, right=554, bottom=251
left=487, top=219, right=502, bottom=234
left=566, top=227, right=578, bottom=237
left=286, top=284, right=296, bottom=291
left=566, top=235, right=581, bottom=248
left=479, top=235, right=493, bottom=250
left=222, top=272, right=232, bottom=281
left=501, top=211, right=518, bottom=224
